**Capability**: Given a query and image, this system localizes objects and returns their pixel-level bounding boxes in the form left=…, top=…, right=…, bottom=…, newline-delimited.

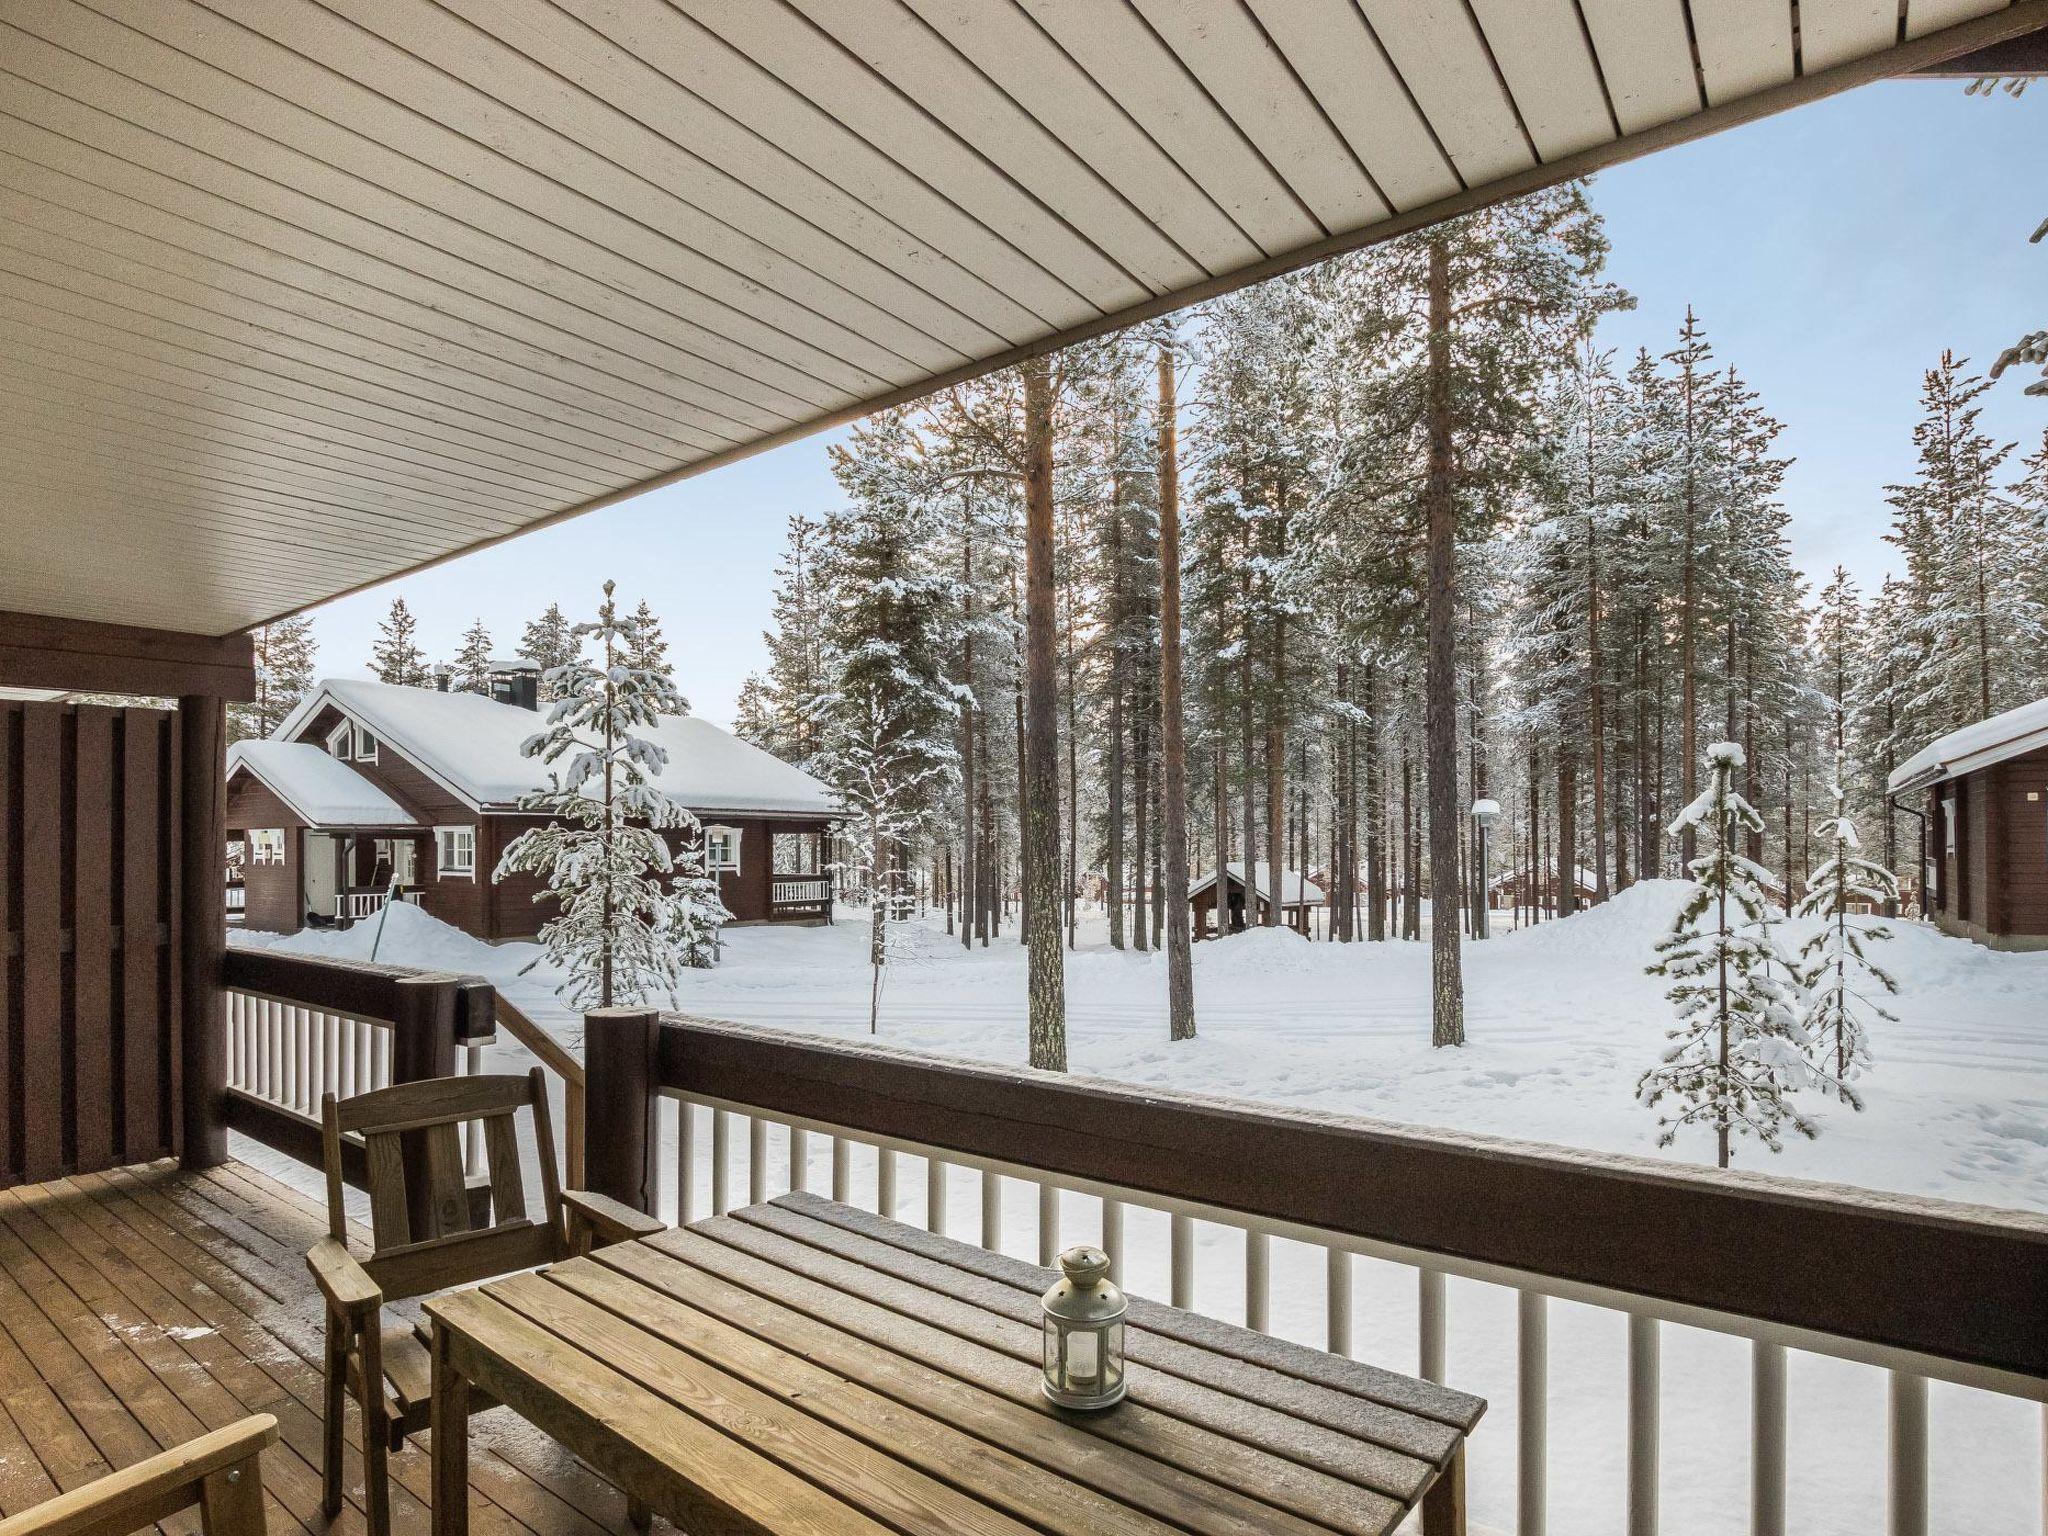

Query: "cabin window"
left=326, top=720, right=378, bottom=762
left=373, top=838, right=418, bottom=886
left=1943, top=794, right=1957, bottom=854
left=773, top=831, right=821, bottom=874
left=250, top=829, right=286, bottom=865
left=703, top=825, right=741, bottom=872
left=435, top=825, right=476, bottom=878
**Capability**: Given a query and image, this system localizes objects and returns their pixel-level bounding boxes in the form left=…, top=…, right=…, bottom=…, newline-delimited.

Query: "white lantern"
left=1041, top=1245, right=1127, bottom=1409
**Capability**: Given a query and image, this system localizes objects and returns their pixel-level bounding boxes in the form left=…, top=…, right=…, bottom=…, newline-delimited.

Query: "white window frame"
left=325, top=718, right=379, bottom=763
left=703, top=824, right=741, bottom=872
left=250, top=828, right=286, bottom=866
left=435, top=825, right=477, bottom=879
left=352, top=726, right=379, bottom=763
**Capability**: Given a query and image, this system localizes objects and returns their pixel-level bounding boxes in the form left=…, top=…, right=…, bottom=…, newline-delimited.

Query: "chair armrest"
left=307, top=1236, right=381, bottom=1320
left=561, top=1189, right=665, bottom=1248
left=0, top=1414, right=277, bottom=1536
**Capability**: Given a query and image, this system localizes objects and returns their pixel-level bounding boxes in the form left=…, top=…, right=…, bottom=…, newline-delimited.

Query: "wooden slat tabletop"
left=429, top=1193, right=1484, bottom=1536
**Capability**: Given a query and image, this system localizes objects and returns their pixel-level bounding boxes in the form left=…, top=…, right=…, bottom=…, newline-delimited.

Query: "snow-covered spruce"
left=493, top=581, right=729, bottom=1010
left=1792, top=768, right=1898, bottom=1106
left=1640, top=742, right=1817, bottom=1167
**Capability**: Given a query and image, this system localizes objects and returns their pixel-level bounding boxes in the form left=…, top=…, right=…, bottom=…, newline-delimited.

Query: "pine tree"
left=370, top=598, right=430, bottom=687
left=625, top=600, right=686, bottom=713
left=450, top=619, right=493, bottom=695
left=1885, top=353, right=2025, bottom=735
left=1640, top=742, right=1815, bottom=1167
left=493, top=581, right=727, bottom=1009
left=519, top=603, right=579, bottom=703
left=1793, top=765, right=1897, bottom=1106
left=232, top=615, right=317, bottom=742
left=813, top=411, right=963, bottom=1034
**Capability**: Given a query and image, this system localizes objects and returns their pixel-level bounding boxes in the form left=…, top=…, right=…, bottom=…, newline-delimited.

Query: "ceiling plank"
left=1691, top=0, right=1797, bottom=103
left=1351, top=0, right=1534, bottom=185
left=1469, top=0, right=1618, bottom=159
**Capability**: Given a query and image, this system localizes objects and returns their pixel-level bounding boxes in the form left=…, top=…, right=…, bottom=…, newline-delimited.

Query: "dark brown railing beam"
left=658, top=1018, right=2048, bottom=1385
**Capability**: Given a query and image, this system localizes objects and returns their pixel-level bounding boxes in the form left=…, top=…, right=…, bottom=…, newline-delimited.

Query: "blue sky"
left=308, top=79, right=2045, bottom=729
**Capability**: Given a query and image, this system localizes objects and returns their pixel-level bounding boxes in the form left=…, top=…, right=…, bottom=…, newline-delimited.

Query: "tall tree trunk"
left=1107, top=611, right=1126, bottom=950
left=1240, top=589, right=1258, bottom=930
left=1557, top=755, right=1578, bottom=916
left=1159, top=343, right=1195, bottom=1037
left=1334, top=661, right=1353, bottom=941
left=1013, top=567, right=1029, bottom=949
left=1366, top=662, right=1385, bottom=941
left=1265, top=618, right=1285, bottom=929
left=1021, top=358, right=1065, bottom=1070
left=960, top=532, right=977, bottom=951
left=1213, top=734, right=1230, bottom=937
left=1679, top=317, right=1700, bottom=869
left=1133, top=705, right=1151, bottom=951
left=1423, top=238, right=1465, bottom=1046
left=1588, top=494, right=1609, bottom=903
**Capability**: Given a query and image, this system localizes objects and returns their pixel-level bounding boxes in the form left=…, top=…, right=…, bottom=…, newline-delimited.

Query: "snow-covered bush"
left=1639, top=742, right=1817, bottom=1167
left=494, top=581, right=728, bottom=1010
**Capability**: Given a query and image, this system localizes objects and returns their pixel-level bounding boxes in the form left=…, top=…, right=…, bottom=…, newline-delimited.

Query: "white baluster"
left=677, top=1101, right=697, bottom=1224
left=831, top=1136, right=851, bottom=1203
left=1519, top=1289, right=1548, bottom=1536
left=712, top=1110, right=732, bottom=1216
left=1101, top=1197, right=1124, bottom=1282
left=1170, top=1213, right=1194, bottom=1310
left=877, top=1147, right=898, bottom=1219
left=980, top=1170, right=1001, bottom=1251
left=1419, top=1267, right=1447, bottom=1383
left=1629, top=1313, right=1660, bottom=1536
left=749, top=1116, right=767, bottom=1205
left=1752, top=1341, right=1786, bottom=1536
left=790, top=1127, right=810, bottom=1194
left=1326, top=1247, right=1352, bottom=1356
left=1037, top=1182, right=1058, bottom=1266
left=1888, top=1370, right=1927, bottom=1536
left=927, top=1159, right=947, bottom=1235
left=1244, top=1227, right=1270, bottom=1334
left=464, top=1044, right=484, bottom=1176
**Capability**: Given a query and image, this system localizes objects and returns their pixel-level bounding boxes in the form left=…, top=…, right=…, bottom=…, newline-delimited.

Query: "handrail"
left=493, top=995, right=586, bottom=1191
left=652, top=1016, right=2048, bottom=1392
left=0, top=1413, right=277, bottom=1536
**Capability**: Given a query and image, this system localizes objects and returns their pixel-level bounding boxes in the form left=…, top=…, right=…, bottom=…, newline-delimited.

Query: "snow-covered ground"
left=234, top=885, right=2048, bottom=1534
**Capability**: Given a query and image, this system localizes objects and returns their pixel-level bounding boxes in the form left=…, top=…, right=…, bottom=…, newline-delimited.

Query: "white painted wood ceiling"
left=0, top=0, right=2033, bottom=636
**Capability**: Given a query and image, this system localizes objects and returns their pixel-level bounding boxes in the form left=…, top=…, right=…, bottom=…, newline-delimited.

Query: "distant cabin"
left=1487, top=859, right=1599, bottom=912
left=1888, top=696, right=2048, bottom=952
left=226, top=669, right=842, bottom=941
left=1189, top=863, right=1324, bottom=938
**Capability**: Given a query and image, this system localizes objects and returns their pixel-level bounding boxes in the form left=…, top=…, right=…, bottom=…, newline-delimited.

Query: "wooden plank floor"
left=0, top=1158, right=640, bottom=1534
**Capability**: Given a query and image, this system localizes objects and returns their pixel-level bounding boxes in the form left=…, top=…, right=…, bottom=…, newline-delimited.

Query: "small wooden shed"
left=1189, top=863, right=1323, bottom=938
left=1888, top=696, right=2048, bottom=951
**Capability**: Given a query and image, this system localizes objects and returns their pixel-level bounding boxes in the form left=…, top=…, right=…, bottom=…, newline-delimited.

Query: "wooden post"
left=178, top=693, right=229, bottom=1169
left=584, top=1007, right=661, bottom=1214
left=390, top=973, right=459, bottom=1237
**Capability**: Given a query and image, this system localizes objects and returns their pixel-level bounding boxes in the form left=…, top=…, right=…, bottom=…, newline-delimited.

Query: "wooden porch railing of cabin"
left=576, top=1012, right=2048, bottom=1536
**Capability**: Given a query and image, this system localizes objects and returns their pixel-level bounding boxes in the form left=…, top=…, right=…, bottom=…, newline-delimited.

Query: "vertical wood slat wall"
left=0, top=700, right=181, bottom=1187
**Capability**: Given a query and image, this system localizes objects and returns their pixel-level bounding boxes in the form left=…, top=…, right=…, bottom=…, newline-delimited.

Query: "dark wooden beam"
left=0, top=610, right=255, bottom=701
left=221, top=949, right=497, bottom=1042
left=1905, top=23, right=2048, bottom=75
left=659, top=1019, right=2048, bottom=1385
left=179, top=695, right=228, bottom=1169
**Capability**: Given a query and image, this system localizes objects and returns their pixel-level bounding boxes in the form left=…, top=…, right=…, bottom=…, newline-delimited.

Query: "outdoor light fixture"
left=1472, top=798, right=1501, bottom=941
left=1041, top=1245, right=1128, bottom=1409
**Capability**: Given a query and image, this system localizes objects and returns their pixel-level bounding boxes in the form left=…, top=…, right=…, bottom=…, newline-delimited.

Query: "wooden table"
left=426, top=1191, right=1485, bottom=1536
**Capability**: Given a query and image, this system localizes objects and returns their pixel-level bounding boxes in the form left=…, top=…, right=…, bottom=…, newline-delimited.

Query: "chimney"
left=431, top=663, right=452, bottom=692
left=488, top=661, right=541, bottom=712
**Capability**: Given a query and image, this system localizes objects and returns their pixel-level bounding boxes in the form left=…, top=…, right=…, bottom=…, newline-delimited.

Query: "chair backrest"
left=321, top=1067, right=565, bottom=1303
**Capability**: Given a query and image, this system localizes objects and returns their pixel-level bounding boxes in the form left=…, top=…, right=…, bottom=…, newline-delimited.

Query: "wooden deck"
left=0, top=1158, right=640, bottom=1535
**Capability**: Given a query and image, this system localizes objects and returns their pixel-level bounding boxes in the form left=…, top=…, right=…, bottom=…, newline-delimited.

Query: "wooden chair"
left=310, top=1067, right=662, bottom=1536
left=0, top=1414, right=277, bottom=1536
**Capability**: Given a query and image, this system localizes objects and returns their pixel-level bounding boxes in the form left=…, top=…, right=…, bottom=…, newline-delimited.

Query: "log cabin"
left=1888, top=694, right=2048, bottom=951
left=226, top=668, right=840, bottom=940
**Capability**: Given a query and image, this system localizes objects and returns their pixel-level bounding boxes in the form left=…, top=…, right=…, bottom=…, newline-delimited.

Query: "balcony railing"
left=569, top=1013, right=2047, bottom=1536
left=771, top=876, right=832, bottom=907
left=333, top=885, right=422, bottom=923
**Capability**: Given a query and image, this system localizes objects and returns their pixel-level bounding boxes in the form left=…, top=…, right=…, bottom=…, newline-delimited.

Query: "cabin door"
left=302, top=832, right=341, bottom=924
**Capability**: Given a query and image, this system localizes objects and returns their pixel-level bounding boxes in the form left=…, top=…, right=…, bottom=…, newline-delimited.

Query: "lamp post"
left=1471, top=798, right=1500, bottom=940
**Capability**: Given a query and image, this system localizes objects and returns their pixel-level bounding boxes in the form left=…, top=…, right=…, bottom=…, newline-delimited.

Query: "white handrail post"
left=711, top=1108, right=731, bottom=1216
left=790, top=1126, right=810, bottom=1195
left=748, top=1116, right=768, bottom=1204
left=677, top=1100, right=697, bottom=1224
left=1888, top=1370, right=1927, bottom=1536
left=980, top=1170, right=1001, bottom=1251
left=1629, top=1312, right=1660, bottom=1536
left=877, top=1146, right=898, bottom=1219
left=1101, top=1197, right=1124, bottom=1283
left=1519, top=1289, right=1548, bottom=1536
left=831, top=1136, right=850, bottom=1203
left=1037, top=1182, right=1058, bottom=1267
left=1170, top=1213, right=1195, bottom=1311
left=1752, top=1340, right=1786, bottom=1536
left=1245, top=1228, right=1270, bottom=1334
left=1326, top=1247, right=1352, bottom=1357
left=928, top=1158, right=948, bottom=1235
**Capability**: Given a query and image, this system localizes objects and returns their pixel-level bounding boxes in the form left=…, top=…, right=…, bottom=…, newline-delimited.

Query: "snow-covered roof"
left=1888, top=696, right=2048, bottom=796
left=228, top=740, right=418, bottom=827
left=1489, top=859, right=1599, bottom=892
left=273, top=679, right=840, bottom=817
left=1189, top=862, right=1324, bottom=907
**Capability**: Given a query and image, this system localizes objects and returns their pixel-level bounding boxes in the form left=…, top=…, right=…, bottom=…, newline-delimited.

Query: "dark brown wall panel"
left=1, top=700, right=179, bottom=1188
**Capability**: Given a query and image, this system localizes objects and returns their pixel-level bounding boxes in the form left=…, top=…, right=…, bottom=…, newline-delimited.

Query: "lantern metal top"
left=1058, top=1246, right=1113, bottom=1286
